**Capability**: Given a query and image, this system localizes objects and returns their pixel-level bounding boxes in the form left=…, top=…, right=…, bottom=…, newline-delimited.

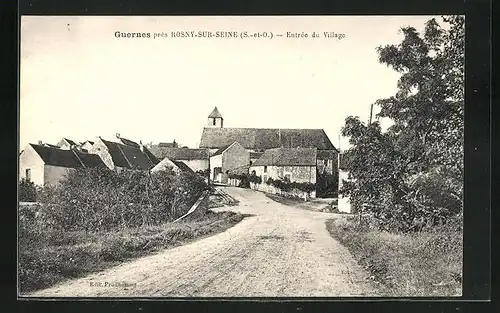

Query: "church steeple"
left=207, top=106, right=224, bottom=128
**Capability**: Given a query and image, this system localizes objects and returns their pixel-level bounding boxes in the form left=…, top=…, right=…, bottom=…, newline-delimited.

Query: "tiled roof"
left=117, top=143, right=155, bottom=170
left=142, top=146, right=159, bottom=165
left=252, top=147, right=317, bottom=167
left=149, top=146, right=210, bottom=161
left=101, top=139, right=130, bottom=168
left=158, top=142, right=178, bottom=148
left=73, top=150, right=108, bottom=168
left=42, top=143, right=59, bottom=148
left=152, top=158, right=195, bottom=174
left=211, top=144, right=231, bottom=156
left=250, top=151, right=264, bottom=159
left=199, top=128, right=337, bottom=151
left=30, top=144, right=106, bottom=169
left=63, top=138, right=77, bottom=146
left=171, top=160, right=195, bottom=174
left=317, top=149, right=336, bottom=159
left=118, top=137, right=140, bottom=148
left=30, top=144, right=82, bottom=168
left=208, top=107, right=223, bottom=118
left=101, top=139, right=155, bottom=170
left=228, top=164, right=251, bottom=175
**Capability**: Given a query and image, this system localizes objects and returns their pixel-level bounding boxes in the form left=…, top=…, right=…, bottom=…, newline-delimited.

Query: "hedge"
left=265, top=177, right=316, bottom=193
left=26, top=167, right=207, bottom=232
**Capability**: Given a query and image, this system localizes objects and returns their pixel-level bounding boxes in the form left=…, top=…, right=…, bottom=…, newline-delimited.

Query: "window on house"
left=25, top=168, right=31, bottom=181
left=264, top=166, right=267, bottom=173
left=324, top=159, right=328, bottom=165
left=213, top=118, right=216, bottom=125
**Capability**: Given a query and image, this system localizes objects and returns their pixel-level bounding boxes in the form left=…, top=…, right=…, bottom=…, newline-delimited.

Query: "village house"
left=337, top=151, right=353, bottom=213
left=157, top=140, right=179, bottom=148
left=199, top=107, right=339, bottom=197
left=19, top=143, right=107, bottom=186
left=149, top=146, right=210, bottom=173
left=151, top=157, right=196, bottom=176
left=250, top=151, right=264, bottom=165
left=249, top=147, right=317, bottom=198
left=87, top=136, right=158, bottom=172
left=209, top=141, right=250, bottom=184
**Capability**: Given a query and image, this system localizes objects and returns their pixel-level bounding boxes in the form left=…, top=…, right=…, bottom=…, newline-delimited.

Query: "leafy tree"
left=340, top=16, right=464, bottom=232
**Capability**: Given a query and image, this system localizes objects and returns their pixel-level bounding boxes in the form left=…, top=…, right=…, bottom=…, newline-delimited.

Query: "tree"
left=340, top=16, right=464, bottom=232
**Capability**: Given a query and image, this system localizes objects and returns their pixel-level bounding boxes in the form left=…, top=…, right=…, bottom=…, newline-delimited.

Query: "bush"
left=266, top=177, right=316, bottom=193
left=19, top=179, right=37, bottom=202
left=34, top=167, right=207, bottom=232
left=249, top=175, right=262, bottom=184
left=227, top=173, right=261, bottom=186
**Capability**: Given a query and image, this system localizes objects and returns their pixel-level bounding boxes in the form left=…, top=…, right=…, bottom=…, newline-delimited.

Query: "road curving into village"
left=28, top=187, right=379, bottom=297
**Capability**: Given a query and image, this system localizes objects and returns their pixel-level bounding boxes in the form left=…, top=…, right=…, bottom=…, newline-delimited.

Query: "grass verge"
left=325, top=216, right=463, bottom=297
left=19, top=210, right=245, bottom=294
left=266, top=193, right=338, bottom=212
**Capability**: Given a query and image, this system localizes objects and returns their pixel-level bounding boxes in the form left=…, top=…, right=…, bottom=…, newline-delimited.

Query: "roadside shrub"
left=35, top=167, right=207, bottom=232
left=249, top=174, right=262, bottom=184
left=266, top=177, right=316, bottom=193
left=19, top=179, right=37, bottom=202
left=227, top=173, right=261, bottom=187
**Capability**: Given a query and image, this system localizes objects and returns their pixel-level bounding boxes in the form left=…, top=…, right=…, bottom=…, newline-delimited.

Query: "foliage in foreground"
left=326, top=215, right=463, bottom=296
left=18, top=210, right=244, bottom=293
left=31, top=167, right=206, bottom=232
left=340, top=16, right=464, bottom=232
left=19, top=178, right=38, bottom=202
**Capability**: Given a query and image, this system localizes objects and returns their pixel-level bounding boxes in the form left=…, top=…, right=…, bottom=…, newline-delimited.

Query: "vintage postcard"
left=18, top=15, right=464, bottom=298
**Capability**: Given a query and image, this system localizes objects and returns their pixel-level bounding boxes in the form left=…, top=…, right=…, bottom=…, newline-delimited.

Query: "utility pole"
left=338, top=134, right=341, bottom=169
left=369, top=104, right=373, bottom=125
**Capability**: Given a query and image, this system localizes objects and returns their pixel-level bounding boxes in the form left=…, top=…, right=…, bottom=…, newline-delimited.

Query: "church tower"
left=207, top=106, right=224, bottom=128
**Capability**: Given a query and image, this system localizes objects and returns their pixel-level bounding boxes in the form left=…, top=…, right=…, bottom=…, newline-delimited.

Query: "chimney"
left=38, top=140, right=42, bottom=145
left=116, top=133, right=121, bottom=139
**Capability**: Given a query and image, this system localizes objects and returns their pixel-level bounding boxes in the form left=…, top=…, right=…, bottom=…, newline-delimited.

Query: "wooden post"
left=369, top=103, right=374, bottom=125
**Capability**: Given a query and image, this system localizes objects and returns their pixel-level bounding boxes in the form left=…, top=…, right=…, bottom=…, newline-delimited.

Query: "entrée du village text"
left=114, top=30, right=346, bottom=40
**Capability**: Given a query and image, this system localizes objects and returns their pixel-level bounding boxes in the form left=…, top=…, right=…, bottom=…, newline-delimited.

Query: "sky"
left=20, top=15, right=441, bottom=151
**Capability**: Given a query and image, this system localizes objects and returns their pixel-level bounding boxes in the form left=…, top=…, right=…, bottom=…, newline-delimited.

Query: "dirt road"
left=29, top=187, right=378, bottom=297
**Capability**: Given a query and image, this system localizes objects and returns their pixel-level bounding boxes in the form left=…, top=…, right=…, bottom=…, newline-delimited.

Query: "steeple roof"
left=208, top=107, right=223, bottom=119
